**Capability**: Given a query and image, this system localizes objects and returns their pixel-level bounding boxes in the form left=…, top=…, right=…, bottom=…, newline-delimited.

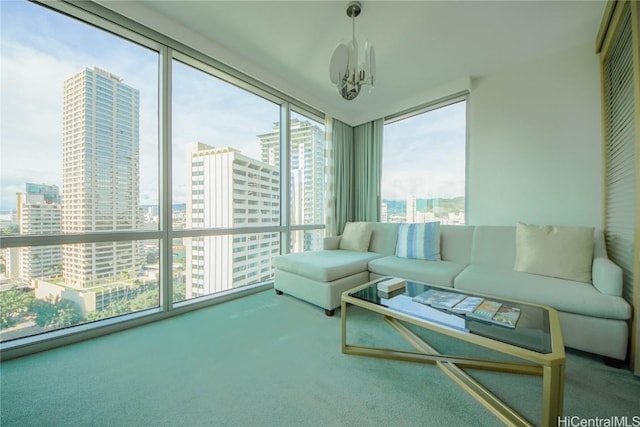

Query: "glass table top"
left=348, top=279, right=553, bottom=354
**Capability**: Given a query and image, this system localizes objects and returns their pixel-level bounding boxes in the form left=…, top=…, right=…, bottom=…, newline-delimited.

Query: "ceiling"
left=96, top=1, right=606, bottom=126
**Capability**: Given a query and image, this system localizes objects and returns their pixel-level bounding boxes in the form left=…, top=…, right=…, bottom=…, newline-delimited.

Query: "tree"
left=45, top=263, right=62, bottom=278
left=30, top=295, right=82, bottom=328
left=30, top=297, right=57, bottom=327
left=1, top=225, right=19, bottom=235
left=0, top=287, right=34, bottom=328
left=130, top=287, right=160, bottom=311
left=85, top=300, right=132, bottom=321
left=52, top=300, right=83, bottom=327
left=172, top=280, right=186, bottom=302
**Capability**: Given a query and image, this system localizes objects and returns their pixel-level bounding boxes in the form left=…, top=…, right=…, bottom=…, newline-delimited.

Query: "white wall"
left=468, top=42, right=603, bottom=227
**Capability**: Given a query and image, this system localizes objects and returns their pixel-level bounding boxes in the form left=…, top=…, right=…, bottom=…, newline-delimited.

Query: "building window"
left=381, top=98, right=467, bottom=224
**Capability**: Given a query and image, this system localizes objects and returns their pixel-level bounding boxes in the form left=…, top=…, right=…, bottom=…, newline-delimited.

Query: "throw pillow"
left=514, top=222, right=594, bottom=282
left=339, top=222, right=373, bottom=252
left=395, top=222, right=441, bottom=261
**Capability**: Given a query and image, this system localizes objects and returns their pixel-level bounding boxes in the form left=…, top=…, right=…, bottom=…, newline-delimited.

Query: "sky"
left=382, top=101, right=466, bottom=200
left=0, top=0, right=465, bottom=211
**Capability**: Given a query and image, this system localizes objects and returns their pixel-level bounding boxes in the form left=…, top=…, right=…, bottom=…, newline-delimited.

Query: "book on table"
left=412, top=289, right=466, bottom=310
left=490, top=305, right=521, bottom=328
left=468, top=300, right=521, bottom=328
left=376, top=277, right=406, bottom=293
left=377, top=287, right=405, bottom=300
left=447, top=296, right=484, bottom=314
left=468, top=300, right=502, bottom=321
left=412, top=289, right=521, bottom=329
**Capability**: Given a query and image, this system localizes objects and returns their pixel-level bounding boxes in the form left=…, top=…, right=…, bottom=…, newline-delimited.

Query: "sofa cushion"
left=454, top=265, right=631, bottom=320
left=440, top=225, right=475, bottom=264
left=514, top=223, right=594, bottom=283
left=339, top=222, right=372, bottom=252
left=470, top=226, right=517, bottom=268
left=273, top=250, right=382, bottom=282
left=368, top=255, right=465, bottom=287
left=368, top=222, right=399, bottom=255
left=395, top=222, right=441, bottom=261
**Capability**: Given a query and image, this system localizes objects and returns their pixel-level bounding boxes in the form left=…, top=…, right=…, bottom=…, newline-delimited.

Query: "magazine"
left=448, top=296, right=484, bottom=314
left=413, top=289, right=466, bottom=310
left=468, top=300, right=502, bottom=321
left=490, top=305, right=521, bottom=328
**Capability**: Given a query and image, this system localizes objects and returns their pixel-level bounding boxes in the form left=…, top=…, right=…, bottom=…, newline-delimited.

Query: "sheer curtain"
left=324, top=116, right=336, bottom=236
left=354, top=118, right=383, bottom=222
left=324, top=116, right=382, bottom=236
left=324, top=117, right=354, bottom=236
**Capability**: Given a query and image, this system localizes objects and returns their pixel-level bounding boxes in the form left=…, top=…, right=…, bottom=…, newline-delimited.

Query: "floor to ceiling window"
left=171, top=58, right=282, bottom=303
left=0, top=0, right=160, bottom=342
left=0, top=0, right=324, bottom=350
left=381, top=97, right=467, bottom=224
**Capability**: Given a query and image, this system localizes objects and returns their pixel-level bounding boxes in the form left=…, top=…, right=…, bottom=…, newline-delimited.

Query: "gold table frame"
left=341, top=281, right=565, bottom=427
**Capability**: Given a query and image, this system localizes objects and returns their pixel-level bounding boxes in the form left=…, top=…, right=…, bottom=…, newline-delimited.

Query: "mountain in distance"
left=383, top=196, right=464, bottom=217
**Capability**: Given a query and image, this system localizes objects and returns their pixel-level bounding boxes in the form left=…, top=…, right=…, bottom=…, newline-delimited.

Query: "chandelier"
left=329, top=1, right=375, bottom=100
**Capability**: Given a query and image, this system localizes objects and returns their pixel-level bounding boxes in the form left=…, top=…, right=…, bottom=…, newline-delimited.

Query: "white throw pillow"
left=514, top=223, right=594, bottom=283
left=339, top=222, right=373, bottom=252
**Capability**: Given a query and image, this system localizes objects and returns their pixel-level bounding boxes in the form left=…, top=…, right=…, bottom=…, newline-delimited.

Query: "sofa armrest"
left=323, top=236, right=341, bottom=250
left=592, top=257, right=623, bottom=296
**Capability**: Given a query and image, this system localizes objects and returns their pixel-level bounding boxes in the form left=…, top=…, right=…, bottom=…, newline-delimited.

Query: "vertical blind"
left=603, top=1, right=636, bottom=304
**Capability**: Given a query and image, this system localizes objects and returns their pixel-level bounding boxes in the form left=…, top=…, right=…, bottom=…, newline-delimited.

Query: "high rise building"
left=257, top=119, right=324, bottom=252
left=17, top=183, right=62, bottom=284
left=406, top=195, right=416, bottom=223
left=185, top=143, right=280, bottom=298
left=61, top=67, right=142, bottom=288
left=0, top=248, right=19, bottom=281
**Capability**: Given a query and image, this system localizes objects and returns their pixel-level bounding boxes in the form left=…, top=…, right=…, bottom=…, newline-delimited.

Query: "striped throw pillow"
left=395, top=222, right=441, bottom=261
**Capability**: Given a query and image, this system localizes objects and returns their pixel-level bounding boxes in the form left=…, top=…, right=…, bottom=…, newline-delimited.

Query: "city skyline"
left=0, top=67, right=331, bottom=336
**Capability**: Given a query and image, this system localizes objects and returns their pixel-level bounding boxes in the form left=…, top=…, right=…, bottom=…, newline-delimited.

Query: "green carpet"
left=1, top=290, right=638, bottom=426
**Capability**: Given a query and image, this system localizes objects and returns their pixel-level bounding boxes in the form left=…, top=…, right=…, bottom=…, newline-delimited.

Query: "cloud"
left=0, top=40, right=74, bottom=209
left=0, top=2, right=164, bottom=209
left=381, top=101, right=466, bottom=200
left=382, top=170, right=465, bottom=200
left=170, top=61, right=282, bottom=203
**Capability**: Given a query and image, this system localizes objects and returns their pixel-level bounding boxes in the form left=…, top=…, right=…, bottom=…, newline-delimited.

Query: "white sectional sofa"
left=272, top=222, right=632, bottom=362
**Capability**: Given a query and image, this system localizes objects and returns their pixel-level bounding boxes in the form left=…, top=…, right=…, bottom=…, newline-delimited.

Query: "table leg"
left=341, top=298, right=347, bottom=353
left=541, top=363, right=565, bottom=427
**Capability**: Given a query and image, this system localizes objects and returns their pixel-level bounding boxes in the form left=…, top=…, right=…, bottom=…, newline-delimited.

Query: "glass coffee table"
left=341, top=278, right=565, bottom=427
